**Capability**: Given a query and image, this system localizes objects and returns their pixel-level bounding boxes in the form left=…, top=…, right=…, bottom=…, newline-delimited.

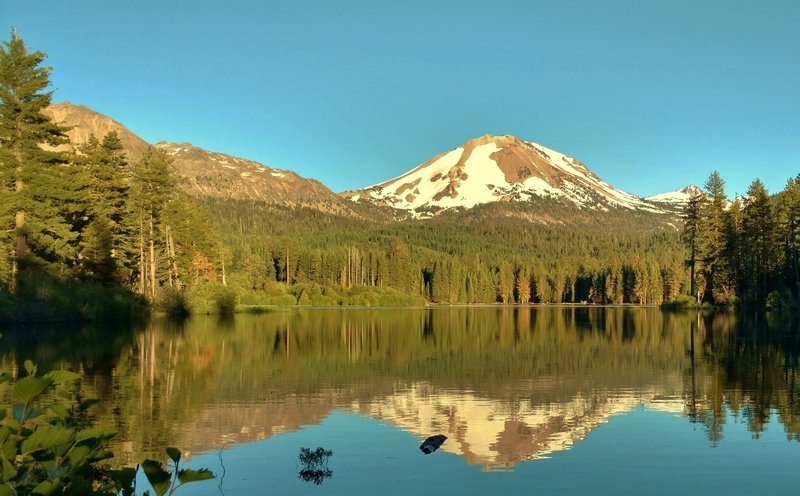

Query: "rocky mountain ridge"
left=44, top=102, right=356, bottom=215
left=44, top=102, right=689, bottom=224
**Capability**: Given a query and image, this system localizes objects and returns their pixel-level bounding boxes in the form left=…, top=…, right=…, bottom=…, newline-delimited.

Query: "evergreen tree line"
left=683, top=171, right=800, bottom=307
left=208, top=199, right=689, bottom=305
left=0, top=31, right=222, bottom=316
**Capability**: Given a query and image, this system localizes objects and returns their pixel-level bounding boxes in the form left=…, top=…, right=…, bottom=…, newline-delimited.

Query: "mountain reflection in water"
left=1, top=307, right=799, bottom=471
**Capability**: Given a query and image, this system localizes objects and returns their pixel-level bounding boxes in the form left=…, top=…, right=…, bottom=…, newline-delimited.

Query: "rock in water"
left=420, top=434, right=447, bottom=454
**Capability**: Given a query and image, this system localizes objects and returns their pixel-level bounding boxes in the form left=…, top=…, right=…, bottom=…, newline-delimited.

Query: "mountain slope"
left=155, top=142, right=356, bottom=215
left=645, top=185, right=701, bottom=214
left=44, top=102, right=363, bottom=216
left=43, top=102, right=151, bottom=158
left=346, top=134, right=666, bottom=218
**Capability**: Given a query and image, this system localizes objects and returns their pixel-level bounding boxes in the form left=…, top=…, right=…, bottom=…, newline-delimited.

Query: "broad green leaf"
left=13, top=376, right=52, bottom=403
left=49, top=404, right=70, bottom=420
left=0, top=485, right=13, bottom=496
left=0, top=409, right=5, bottom=422
left=107, top=467, right=137, bottom=495
left=87, top=449, right=114, bottom=463
left=1, top=437, right=16, bottom=459
left=75, top=427, right=115, bottom=443
left=32, top=479, right=59, bottom=495
left=21, top=426, right=74, bottom=454
left=0, top=372, right=10, bottom=385
left=42, top=370, right=80, bottom=385
left=67, top=445, right=90, bottom=467
left=1, top=455, right=17, bottom=479
left=165, top=447, right=181, bottom=464
left=141, top=459, right=172, bottom=496
left=13, top=406, right=44, bottom=423
left=24, top=360, right=36, bottom=376
left=177, top=468, right=215, bottom=484
left=78, top=399, right=100, bottom=411
left=12, top=405, right=25, bottom=423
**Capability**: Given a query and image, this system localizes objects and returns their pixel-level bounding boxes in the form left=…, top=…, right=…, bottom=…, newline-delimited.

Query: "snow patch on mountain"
left=352, top=135, right=667, bottom=215
left=645, top=185, right=702, bottom=205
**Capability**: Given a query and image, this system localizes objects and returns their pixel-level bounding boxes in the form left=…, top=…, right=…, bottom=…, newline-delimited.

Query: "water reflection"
left=297, top=447, right=333, bottom=485
left=1, top=307, right=799, bottom=470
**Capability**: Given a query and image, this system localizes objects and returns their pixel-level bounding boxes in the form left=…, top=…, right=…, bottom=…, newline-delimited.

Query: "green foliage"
left=0, top=268, right=145, bottom=323
left=155, top=288, right=190, bottom=318
left=139, top=448, right=214, bottom=496
left=766, top=291, right=785, bottom=311
left=184, top=283, right=238, bottom=315
left=0, top=363, right=214, bottom=495
left=0, top=361, right=119, bottom=495
left=0, top=29, right=78, bottom=285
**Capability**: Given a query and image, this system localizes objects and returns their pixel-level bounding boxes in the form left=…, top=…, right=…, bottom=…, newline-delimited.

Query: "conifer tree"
left=682, top=189, right=705, bottom=302
left=515, top=266, right=531, bottom=304
left=700, top=171, right=726, bottom=302
left=778, top=176, right=800, bottom=301
left=498, top=261, right=514, bottom=303
left=78, top=132, right=133, bottom=284
left=0, top=30, right=79, bottom=286
left=130, top=148, right=176, bottom=299
left=723, top=198, right=744, bottom=298
left=742, top=179, right=777, bottom=304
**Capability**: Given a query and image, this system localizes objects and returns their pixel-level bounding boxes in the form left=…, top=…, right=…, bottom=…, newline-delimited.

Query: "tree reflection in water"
left=1, top=307, right=799, bottom=469
left=298, top=447, right=333, bottom=485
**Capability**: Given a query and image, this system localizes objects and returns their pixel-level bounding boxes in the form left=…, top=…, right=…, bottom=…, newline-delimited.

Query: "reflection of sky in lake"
left=175, top=408, right=798, bottom=496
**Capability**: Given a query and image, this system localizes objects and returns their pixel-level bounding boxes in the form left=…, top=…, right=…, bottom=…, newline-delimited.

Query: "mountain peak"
left=349, top=135, right=663, bottom=217
left=645, top=184, right=701, bottom=204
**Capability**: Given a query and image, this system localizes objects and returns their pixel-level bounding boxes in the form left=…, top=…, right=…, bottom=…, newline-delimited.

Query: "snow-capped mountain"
left=645, top=185, right=702, bottom=209
left=346, top=134, right=665, bottom=217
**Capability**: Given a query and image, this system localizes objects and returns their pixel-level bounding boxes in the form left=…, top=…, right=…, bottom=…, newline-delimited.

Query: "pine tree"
left=78, top=132, right=134, bottom=283
left=742, top=179, right=778, bottom=304
left=515, top=266, right=531, bottom=304
left=778, top=176, right=800, bottom=301
left=130, top=148, right=176, bottom=300
left=723, top=198, right=744, bottom=298
left=682, top=189, right=705, bottom=302
left=700, top=172, right=726, bottom=302
left=0, top=30, right=79, bottom=287
left=498, top=260, right=514, bottom=303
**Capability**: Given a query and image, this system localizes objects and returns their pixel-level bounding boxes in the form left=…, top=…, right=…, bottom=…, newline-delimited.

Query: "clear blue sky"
left=3, top=0, right=798, bottom=197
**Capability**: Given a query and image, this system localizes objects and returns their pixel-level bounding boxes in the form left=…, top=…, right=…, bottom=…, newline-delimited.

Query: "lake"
left=2, top=307, right=799, bottom=495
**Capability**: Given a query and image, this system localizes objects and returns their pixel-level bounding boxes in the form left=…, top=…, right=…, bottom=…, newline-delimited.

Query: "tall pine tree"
left=0, top=30, right=81, bottom=288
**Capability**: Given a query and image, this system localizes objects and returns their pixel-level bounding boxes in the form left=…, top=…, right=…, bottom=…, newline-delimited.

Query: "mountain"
left=345, top=134, right=668, bottom=219
left=43, top=102, right=150, bottom=158
left=155, top=142, right=355, bottom=215
left=44, top=102, right=359, bottom=215
left=645, top=185, right=701, bottom=212
left=45, top=102, right=688, bottom=225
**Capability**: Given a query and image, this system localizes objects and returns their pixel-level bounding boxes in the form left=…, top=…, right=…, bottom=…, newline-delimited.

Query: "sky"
left=2, top=0, right=798, bottom=197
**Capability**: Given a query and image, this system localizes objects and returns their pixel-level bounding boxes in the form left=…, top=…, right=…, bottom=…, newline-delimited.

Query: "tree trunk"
left=138, top=220, right=146, bottom=296
left=148, top=214, right=156, bottom=300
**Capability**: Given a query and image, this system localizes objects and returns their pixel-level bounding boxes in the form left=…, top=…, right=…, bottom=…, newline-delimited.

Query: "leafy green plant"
left=138, top=448, right=214, bottom=496
left=0, top=361, right=213, bottom=495
left=0, top=360, right=120, bottom=495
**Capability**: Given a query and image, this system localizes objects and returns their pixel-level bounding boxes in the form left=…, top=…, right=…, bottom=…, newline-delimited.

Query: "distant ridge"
left=44, top=102, right=360, bottom=215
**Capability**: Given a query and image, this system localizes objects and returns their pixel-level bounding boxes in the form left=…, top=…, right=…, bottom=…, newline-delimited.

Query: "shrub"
left=155, top=288, right=190, bottom=318
left=0, top=361, right=214, bottom=495
left=766, top=291, right=786, bottom=311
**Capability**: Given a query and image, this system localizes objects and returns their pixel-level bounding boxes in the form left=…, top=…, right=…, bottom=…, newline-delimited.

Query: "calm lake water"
left=2, top=307, right=799, bottom=495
